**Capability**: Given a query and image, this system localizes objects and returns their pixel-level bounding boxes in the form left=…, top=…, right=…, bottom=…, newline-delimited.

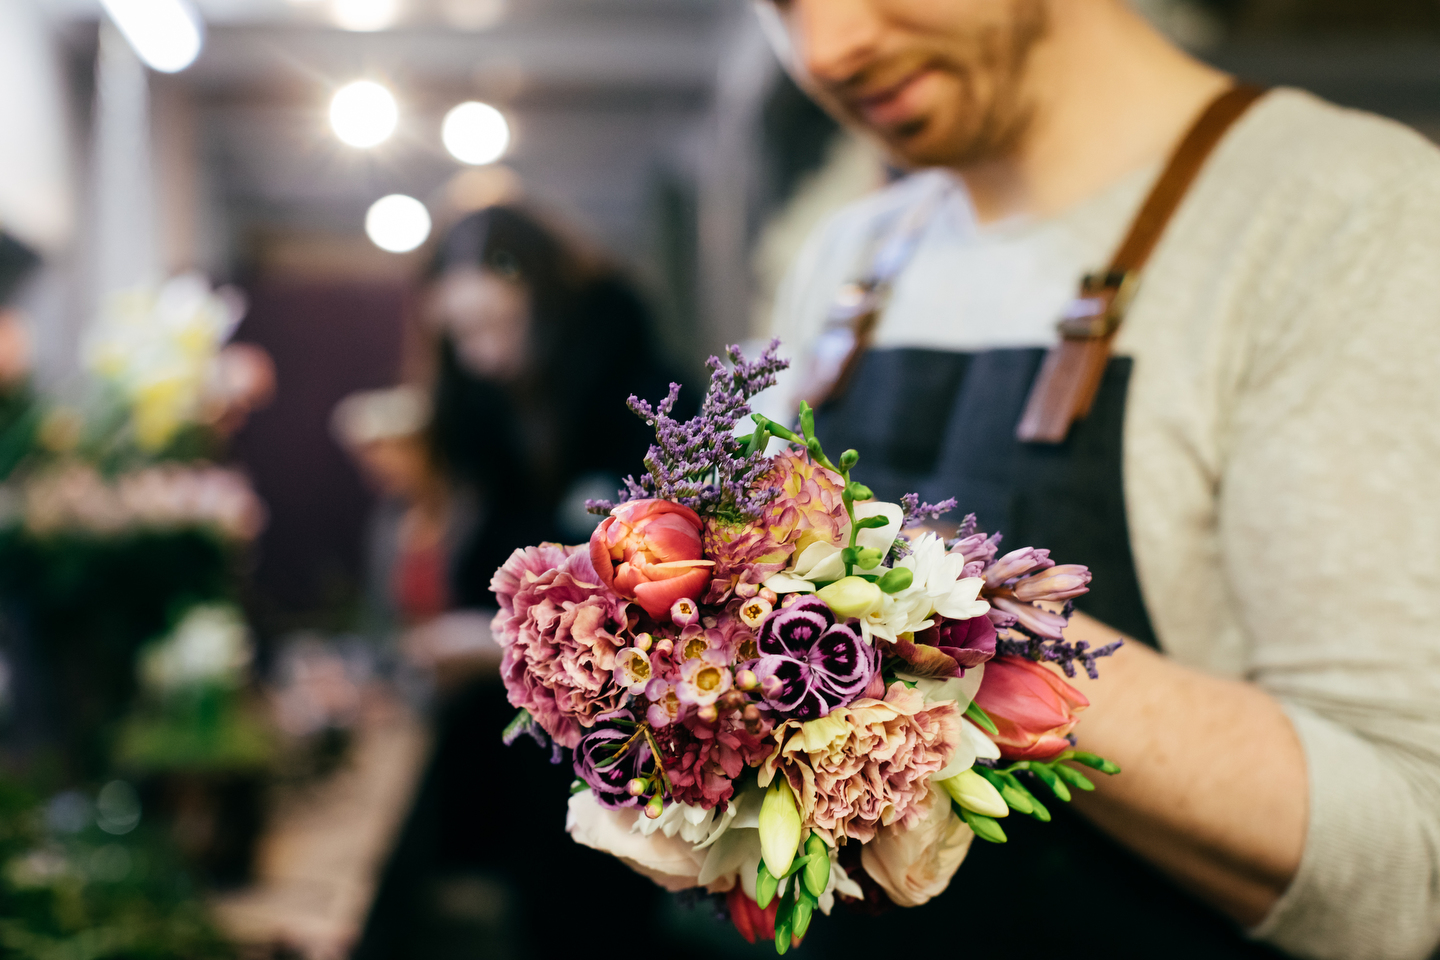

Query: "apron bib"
left=807, top=347, right=1285, bottom=958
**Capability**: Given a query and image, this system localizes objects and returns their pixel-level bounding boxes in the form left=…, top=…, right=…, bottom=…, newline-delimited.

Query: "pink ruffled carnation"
left=760, top=682, right=959, bottom=843
left=654, top=707, right=774, bottom=810
left=701, top=450, right=849, bottom=604
left=491, top=544, right=632, bottom=749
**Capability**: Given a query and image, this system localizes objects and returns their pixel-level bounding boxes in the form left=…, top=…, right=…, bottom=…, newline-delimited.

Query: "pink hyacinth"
left=490, top=544, right=632, bottom=749
left=760, top=682, right=960, bottom=843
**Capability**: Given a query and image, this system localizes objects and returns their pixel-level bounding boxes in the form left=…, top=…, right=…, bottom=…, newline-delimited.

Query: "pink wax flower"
left=653, top=704, right=773, bottom=810
left=490, top=543, right=631, bottom=749
left=676, top=656, right=732, bottom=707
left=972, top=656, right=1089, bottom=761
left=591, top=499, right=714, bottom=621
left=760, top=682, right=959, bottom=844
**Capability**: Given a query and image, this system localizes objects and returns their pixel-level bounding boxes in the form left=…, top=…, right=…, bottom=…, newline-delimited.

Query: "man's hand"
left=1049, top=611, right=1308, bottom=926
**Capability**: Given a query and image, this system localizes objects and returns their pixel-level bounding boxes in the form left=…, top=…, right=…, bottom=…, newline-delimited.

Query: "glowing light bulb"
left=365, top=195, right=431, bottom=253
left=331, top=0, right=399, bottom=31
left=441, top=101, right=510, bottom=166
left=99, top=0, right=204, bottom=73
left=330, top=81, right=397, bottom=148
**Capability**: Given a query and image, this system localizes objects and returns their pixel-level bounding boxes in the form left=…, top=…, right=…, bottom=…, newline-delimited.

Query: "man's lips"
left=850, top=67, right=938, bottom=129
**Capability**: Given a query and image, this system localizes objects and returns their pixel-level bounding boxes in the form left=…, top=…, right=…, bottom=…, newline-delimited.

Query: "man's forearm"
left=1051, top=612, right=1308, bottom=926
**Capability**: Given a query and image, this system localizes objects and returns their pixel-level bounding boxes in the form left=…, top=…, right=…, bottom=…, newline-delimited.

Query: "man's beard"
left=860, top=0, right=1050, bottom=169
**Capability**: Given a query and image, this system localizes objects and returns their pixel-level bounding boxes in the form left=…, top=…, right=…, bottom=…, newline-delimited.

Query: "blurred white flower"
left=140, top=603, right=253, bottom=692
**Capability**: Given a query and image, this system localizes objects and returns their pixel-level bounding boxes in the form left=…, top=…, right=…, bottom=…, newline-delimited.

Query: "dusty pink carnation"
left=654, top=706, right=774, bottom=810
left=759, top=682, right=960, bottom=843
left=701, top=451, right=848, bottom=604
left=491, top=544, right=632, bottom=749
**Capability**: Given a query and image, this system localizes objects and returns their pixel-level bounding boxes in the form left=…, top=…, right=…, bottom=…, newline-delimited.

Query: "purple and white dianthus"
left=751, top=596, right=878, bottom=721
left=573, top=710, right=651, bottom=809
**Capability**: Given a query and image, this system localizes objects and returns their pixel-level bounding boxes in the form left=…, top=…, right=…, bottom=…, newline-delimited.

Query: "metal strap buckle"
left=1056, top=271, right=1137, bottom=340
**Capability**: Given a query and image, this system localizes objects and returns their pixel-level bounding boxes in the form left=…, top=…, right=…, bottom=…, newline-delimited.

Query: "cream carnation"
left=758, top=682, right=960, bottom=843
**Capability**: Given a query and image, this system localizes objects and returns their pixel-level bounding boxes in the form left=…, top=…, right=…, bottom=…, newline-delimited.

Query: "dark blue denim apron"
left=806, top=346, right=1287, bottom=958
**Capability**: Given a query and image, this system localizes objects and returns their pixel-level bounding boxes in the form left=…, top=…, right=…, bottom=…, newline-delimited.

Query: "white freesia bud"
left=816, top=576, right=883, bottom=619
left=758, top=777, right=803, bottom=877
left=937, top=768, right=1008, bottom=818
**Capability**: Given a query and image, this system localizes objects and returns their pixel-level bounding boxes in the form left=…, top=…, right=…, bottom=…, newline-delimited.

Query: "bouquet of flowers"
left=491, top=343, right=1121, bottom=952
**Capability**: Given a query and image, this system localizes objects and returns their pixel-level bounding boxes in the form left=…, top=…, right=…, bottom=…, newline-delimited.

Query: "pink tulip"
left=590, top=499, right=714, bottom=621
left=972, top=656, right=1089, bottom=761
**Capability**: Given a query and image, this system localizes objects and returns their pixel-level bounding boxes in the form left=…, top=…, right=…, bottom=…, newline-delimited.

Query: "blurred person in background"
left=354, top=204, right=697, bottom=959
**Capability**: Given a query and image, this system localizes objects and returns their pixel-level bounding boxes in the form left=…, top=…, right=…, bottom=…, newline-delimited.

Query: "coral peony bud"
left=816, top=576, right=883, bottom=619
left=759, top=778, right=803, bottom=877
left=973, top=656, right=1089, bottom=761
left=938, top=768, right=1009, bottom=818
left=739, top=597, right=774, bottom=629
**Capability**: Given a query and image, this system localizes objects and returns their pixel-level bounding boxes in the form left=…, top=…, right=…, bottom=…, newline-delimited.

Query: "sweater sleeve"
left=1223, top=166, right=1440, bottom=960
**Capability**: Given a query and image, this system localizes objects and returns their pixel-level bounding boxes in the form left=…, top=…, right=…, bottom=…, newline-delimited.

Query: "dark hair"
left=425, top=205, right=685, bottom=605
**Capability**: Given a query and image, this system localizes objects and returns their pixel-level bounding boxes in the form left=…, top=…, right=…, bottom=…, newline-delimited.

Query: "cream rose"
left=859, top=783, right=974, bottom=907
left=566, top=791, right=707, bottom=891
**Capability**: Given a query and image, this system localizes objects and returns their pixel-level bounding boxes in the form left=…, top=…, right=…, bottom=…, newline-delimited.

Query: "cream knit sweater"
left=768, top=88, right=1440, bottom=960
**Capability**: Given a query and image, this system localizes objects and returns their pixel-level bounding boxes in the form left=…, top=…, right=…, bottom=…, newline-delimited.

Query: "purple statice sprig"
left=900, top=493, right=959, bottom=528
left=586, top=341, right=790, bottom=522
left=996, top=601, right=1123, bottom=679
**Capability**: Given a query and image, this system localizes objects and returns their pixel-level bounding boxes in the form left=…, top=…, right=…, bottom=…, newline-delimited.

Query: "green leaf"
left=964, top=701, right=999, bottom=736
left=878, top=567, right=913, bottom=594
left=958, top=805, right=1008, bottom=843
left=977, top=766, right=1033, bottom=814
left=792, top=889, right=816, bottom=939
left=756, top=863, right=778, bottom=909
left=569, top=780, right=588, bottom=796
left=502, top=709, right=534, bottom=741
left=773, top=891, right=795, bottom=955
left=1053, top=764, right=1096, bottom=792
left=1028, top=763, right=1072, bottom=802
left=1069, top=751, right=1122, bottom=775
left=779, top=854, right=814, bottom=879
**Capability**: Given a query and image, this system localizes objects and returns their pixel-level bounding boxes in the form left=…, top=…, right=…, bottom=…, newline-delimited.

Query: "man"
left=761, top=2, right=1440, bottom=958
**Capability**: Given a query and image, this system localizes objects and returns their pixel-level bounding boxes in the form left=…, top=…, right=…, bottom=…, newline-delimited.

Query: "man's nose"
left=790, top=0, right=885, bottom=89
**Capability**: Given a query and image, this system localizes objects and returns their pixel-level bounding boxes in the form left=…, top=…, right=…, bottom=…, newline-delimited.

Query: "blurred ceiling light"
left=440, top=0, right=505, bottom=31
left=98, top=0, right=204, bottom=73
left=331, top=0, right=399, bottom=31
left=330, top=81, right=397, bottom=148
left=366, top=195, right=431, bottom=253
left=442, top=101, right=510, bottom=165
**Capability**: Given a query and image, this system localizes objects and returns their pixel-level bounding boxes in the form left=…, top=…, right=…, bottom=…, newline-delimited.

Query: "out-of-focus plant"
left=118, top=604, right=272, bottom=775
left=81, top=273, right=247, bottom=460
left=0, top=778, right=233, bottom=959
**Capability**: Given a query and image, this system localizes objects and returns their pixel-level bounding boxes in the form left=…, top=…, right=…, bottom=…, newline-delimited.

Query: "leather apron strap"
left=1015, top=83, right=1267, bottom=443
